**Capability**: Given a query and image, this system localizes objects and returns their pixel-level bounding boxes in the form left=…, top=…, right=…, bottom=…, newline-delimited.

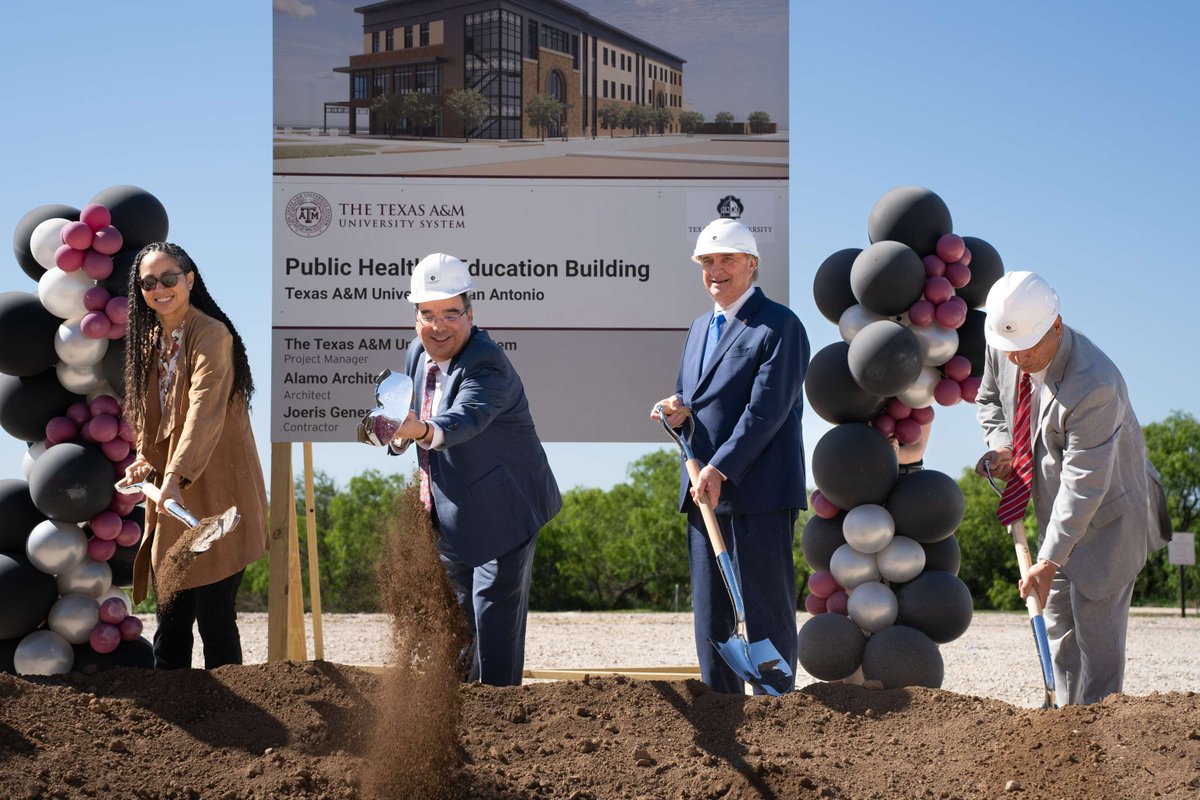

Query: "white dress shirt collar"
left=713, top=285, right=758, bottom=321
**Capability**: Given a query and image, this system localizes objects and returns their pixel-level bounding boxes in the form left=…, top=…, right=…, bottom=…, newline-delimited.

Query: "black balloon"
left=801, top=512, right=846, bottom=572
left=922, top=535, right=961, bottom=576
left=0, top=368, right=83, bottom=442
left=103, top=337, right=127, bottom=399
left=956, top=236, right=1005, bottom=309
left=813, top=248, right=861, bottom=324
left=0, top=552, right=59, bottom=640
left=956, top=309, right=988, bottom=378
left=12, top=203, right=80, bottom=282
left=805, top=342, right=886, bottom=424
left=847, top=320, right=923, bottom=397
left=72, top=635, right=154, bottom=671
left=109, top=505, right=144, bottom=588
left=850, top=241, right=926, bottom=316
left=0, top=293, right=63, bottom=377
left=896, top=570, right=974, bottom=644
left=867, top=186, right=953, bottom=257
left=0, top=637, right=17, bottom=674
left=812, top=423, right=898, bottom=509
left=861, top=625, right=944, bottom=689
left=88, top=186, right=168, bottom=252
left=886, top=469, right=965, bottom=544
left=28, top=443, right=116, bottom=522
left=798, top=613, right=865, bottom=681
left=0, top=480, right=45, bottom=552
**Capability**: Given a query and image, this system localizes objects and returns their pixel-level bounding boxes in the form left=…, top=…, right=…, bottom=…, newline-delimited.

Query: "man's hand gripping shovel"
left=984, top=461, right=1057, bottom=709
left=655, top=404, right=793, bottom=695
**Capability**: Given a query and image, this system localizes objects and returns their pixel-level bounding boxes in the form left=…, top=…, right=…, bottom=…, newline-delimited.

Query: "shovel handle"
left=1010, top=519, right=1057, bottom=707
left=685, top=458, right=728, bottom=558
left=115, top=477, right=197, bottom=527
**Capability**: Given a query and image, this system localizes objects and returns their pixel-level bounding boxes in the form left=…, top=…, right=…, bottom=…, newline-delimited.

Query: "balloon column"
left=799, top=186, right=1004, bottom=689
left=1, top=185, right=167, bottom=674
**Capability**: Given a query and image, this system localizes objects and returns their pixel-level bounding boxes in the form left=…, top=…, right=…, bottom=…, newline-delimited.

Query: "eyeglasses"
left=139, top=271, right=187, bottom=291
left=416, top=310, right=467, bottom=326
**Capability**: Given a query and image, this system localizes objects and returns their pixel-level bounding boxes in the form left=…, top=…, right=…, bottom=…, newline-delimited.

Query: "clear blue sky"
left=2, top=1, right=1197, bottom=496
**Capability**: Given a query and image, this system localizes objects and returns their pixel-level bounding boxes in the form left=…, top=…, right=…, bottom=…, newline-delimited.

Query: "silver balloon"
left=829, top=543, right=880, bottom=590
left=55, top=317, right=109, bottom=367
left=839, top=665, right=866, bottom=685
left=896, top=365, right=941, bottom=408
left=38, top=267, right=93, bottom=319
left=838, top=304, right=886, bottom=343
left=848, top=581, right=899, bottom=633
left=23, top=440, right=47, bottom=480
left=913, top=323, right=959, bottom=367
left=47, top=593, right=101, bottom=644
left=57, top=360, right=107, bottom=394
left=14, top=629, right=75, bottom=676
left=842, top=504, right=896, bottom=554
left=30, top=218, right=71, bottom=271
left=26, top=519, right=88, bottom=575
left=56, top=557, right=113, bottom=598
left=877, top=535, right=927, bottom=583
left=98, top=586, right=133, bottom=618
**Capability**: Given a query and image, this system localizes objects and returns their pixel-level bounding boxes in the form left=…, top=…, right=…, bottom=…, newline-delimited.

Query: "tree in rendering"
left=677, top=110, right=704, bottom=136
left=443, top=88, right=490, bottom=142
left=525, top=93, right=562, bottom=141
left=714, top=111, right=735, bottom=133
left=748, top=110, right=772, bottom=134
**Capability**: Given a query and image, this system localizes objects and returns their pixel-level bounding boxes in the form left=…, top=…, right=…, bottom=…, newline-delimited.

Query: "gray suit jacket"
left=977, top=325, right=1170, bottom=600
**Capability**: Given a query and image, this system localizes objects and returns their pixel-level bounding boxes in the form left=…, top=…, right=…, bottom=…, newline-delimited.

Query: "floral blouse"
left=158, top=321, right=185, bottom=412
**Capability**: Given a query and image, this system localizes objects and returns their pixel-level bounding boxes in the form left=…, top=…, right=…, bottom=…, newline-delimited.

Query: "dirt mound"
left=1, top=663, right=1196, bottom=799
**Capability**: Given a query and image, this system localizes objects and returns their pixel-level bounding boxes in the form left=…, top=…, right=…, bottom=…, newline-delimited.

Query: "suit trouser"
left=1043, top=571, right=1136, bottom=705
left=687, top=507, right=798, bottom=694
left=153, top=569, right=245, bottom=670
left=437, top=531, right=538, bottom=687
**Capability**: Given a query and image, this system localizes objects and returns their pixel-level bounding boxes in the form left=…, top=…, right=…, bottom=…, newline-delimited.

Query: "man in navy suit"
left=653, top=218, right=810, bottom=694
left=384, top=253, right=561, bottom=686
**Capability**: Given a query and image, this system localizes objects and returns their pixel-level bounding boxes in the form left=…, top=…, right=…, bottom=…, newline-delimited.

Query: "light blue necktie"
left=701, top=312, right=726, bottom=373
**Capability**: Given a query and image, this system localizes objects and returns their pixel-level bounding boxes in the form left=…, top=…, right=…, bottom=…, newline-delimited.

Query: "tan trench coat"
left=132, top=306, right=268, bottom=603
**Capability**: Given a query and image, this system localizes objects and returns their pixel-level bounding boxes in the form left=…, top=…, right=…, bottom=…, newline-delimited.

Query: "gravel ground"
left=142, top=608, right=1199, bottom=708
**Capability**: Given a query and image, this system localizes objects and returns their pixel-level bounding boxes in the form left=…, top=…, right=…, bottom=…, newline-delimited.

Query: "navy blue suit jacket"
left=405, top=327, right=561, bottom=567
left=674, top=288, right=809, bottom=515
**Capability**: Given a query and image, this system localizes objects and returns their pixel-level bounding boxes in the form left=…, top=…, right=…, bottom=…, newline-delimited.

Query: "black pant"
left=153, top=569, right=245, bottom=669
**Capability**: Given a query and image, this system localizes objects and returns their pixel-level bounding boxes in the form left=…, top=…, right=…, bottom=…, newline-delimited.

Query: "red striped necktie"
left=418, top=363, right=439, bottom=512
left=997, top=371, right=1033, bottom=525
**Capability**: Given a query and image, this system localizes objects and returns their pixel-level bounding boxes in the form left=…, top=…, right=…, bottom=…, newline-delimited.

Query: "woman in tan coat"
left=124, top=242, right=267, bottom=669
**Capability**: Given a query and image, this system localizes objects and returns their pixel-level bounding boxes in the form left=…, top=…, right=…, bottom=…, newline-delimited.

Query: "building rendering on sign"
left=330, top=0, right=686, bottom=139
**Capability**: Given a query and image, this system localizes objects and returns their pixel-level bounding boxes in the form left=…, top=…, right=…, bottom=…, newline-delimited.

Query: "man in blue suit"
left=384, top=253, right=561, bottom=686
left=653, top=218, right=810, bottom=694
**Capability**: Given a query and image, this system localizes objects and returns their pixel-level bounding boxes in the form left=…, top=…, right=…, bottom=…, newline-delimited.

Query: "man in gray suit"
left=975, top=271, right=1170, bottom=705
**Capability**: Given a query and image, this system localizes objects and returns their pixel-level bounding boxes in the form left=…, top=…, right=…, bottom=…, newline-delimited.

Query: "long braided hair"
left=123, top=242, right=255, bottom=432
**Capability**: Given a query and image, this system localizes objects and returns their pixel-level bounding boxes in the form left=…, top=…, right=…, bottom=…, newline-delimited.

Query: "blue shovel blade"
left=711, top=635, right=794, bottom=696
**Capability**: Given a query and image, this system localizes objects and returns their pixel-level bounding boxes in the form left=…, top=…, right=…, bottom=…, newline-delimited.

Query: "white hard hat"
left=409, top=253, right=473, bottom=303
left=691, top=218, right=759, bottom=264
left=983, top=271, right=1061, bottom=351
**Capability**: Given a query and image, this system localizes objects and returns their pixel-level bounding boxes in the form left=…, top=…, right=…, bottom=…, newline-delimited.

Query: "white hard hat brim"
left=408, top=287, right=469, bottom=304
left=983, top=318, right=1045, bottom=352
left=690, top=246, right=758, bottom=264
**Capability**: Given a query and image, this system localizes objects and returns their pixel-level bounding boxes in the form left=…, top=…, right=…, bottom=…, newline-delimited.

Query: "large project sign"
left=271, top=177, right=788, bottom=442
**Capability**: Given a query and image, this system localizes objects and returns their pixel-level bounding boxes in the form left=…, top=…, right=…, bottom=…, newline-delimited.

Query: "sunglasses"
left=139, top=271, right=187, bottom=291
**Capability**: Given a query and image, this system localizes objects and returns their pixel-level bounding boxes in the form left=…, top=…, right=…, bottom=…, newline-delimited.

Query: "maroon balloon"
left=117, top=416, right=136, bottom=443
left=90, top=622, right=121, bottom=654
left=886, top=398, right=913, bottom=420
left=106, top=322, right=127, bottom=340
left=91, top=226, right=124, bottom=256
left=924, top=276, right=954, bottom=305
left=960, top=376, right=982, bottom=403
left=935, top=233, right=965, bottom=264
left=85, top=414, right=119, bottom=444
left=959, top=246, right=973, bottom=267
left=45, top=416, right=78, bottom=444
left=945, top=260, right=971, bottom=289
left=61, top=220, right=94, bottom=250
left=87, top=536, right=117, bottom=562
left=114, top=452, right=137, bottom=476
left=935, top=296, right=968, bottom=329
left=90, top=510, right=123, bottom=540
left=872, top=413, right=896, bottom=437
left=99, top=597, right=128, bottom=625
left=82, top=250, right=114, bottom=280
left=80, top=312, right=112, bottom=339
left=83, top=286, right=112, bottom=312
left=908, top=299, right=935, bottom=327
left=909, top=405, right=935, bottom=425
left=66, top=401, right=92, bottom=425
left=921, top=254, right=946, bottom=278
left=105, top=296, right=129, bottom=325
left=943, top=355, right=972, bottom=382
left=934, top=378, right=962, bottom=406
left=808, top=569, right=840, bottom=599
left=118, top=615, right=143, bottom=642
left=108, top=495, right=137, bottom=517
left=810, top=489, right=840, bottom=520
left=116, top=519, right=142, bottom=547
left=55, top=243, right=86, bottom=271
left=895, top=418, right=923, bottom=444
left=805, top=592, right=827, bottom=614
left=825, top=590, right=849, bottom=615
left=80, top=203, right=112, bottom=231
left=90, top=395, right=121, bottom=417
left=101, top=437, right=131, bottom=462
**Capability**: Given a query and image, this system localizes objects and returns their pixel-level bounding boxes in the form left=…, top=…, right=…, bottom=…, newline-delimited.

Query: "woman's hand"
left=124, top=455, right=153, bottom=485
left=159, top=472, right=186, bottom=509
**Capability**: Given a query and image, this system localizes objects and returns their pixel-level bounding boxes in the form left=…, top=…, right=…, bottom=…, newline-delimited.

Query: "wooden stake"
left=287, top=478, right=307, bottom=661
left=302, top=442, right=324, bottom=660
left=267, top=442, right=292, bottom=662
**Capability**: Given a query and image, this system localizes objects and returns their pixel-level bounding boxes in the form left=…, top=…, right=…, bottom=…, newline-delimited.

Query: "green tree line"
left=237, top=412, right=1200, bottom=613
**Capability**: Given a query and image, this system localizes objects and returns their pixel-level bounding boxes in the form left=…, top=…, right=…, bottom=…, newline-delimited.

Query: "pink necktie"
left=418, top=363, right=439, bottom=512
left=997, top=372, right=1033, bottom=525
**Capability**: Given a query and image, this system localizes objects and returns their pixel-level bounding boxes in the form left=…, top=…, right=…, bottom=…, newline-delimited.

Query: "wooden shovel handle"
left=1010, top=523, right=1045, bottom=617
left=685, top=458, right=728, bottom=558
